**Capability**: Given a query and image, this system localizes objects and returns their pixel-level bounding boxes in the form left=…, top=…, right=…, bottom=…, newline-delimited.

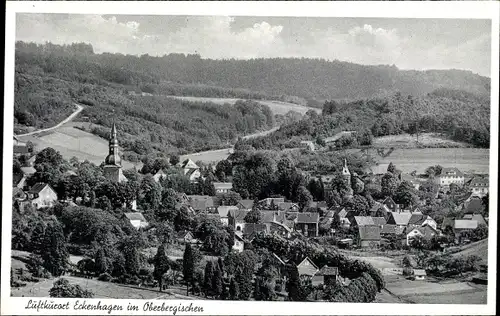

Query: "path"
left=16, top=103, right=84, bottom=137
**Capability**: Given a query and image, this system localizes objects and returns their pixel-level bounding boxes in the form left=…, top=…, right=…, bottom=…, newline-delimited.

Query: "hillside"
left=16, top=41, right=489, bottom=103
left=452, top=239, right=488, bottom=262
left=239, top=89, right=490, bottom=150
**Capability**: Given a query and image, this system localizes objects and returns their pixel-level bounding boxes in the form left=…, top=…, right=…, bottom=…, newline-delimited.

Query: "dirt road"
left=16, top=103, right=84, bottom=137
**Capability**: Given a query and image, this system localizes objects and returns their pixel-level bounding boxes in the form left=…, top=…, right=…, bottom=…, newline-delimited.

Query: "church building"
left=103, top=123, right=128, bottom=183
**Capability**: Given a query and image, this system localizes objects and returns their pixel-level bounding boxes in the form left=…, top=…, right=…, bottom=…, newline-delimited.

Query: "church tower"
left=342, top=158, right=351, bottom=187
left=103, top=123, right=127, bottom=183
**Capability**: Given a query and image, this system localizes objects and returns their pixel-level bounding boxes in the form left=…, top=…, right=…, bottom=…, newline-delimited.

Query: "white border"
left=3, top=1, right=499, bottom=315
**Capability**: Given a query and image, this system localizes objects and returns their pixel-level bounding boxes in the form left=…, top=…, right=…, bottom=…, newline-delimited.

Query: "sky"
left=15, top=14, right=492, bottom=77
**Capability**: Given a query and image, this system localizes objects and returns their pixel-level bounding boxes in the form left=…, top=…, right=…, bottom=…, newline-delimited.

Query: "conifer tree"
left=153, top=243, right=170, bottom=292
left=229, top=277, right=240, bottom=300
left=183, top=244, right=195, bottom=295
left=203, top=261, right=214, bottom=297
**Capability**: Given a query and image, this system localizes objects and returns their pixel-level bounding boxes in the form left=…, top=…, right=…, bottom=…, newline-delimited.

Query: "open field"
left=383, top=275, right=487, bottom=304
left=348, top=147, right=490, bottom=174
left=451, top=239, right=488, bottom=262
left=18, top=123, right=140, bottom=170
left=164, top=95, right=320, bottom=115
left=373, top=133, right=470, bottom=149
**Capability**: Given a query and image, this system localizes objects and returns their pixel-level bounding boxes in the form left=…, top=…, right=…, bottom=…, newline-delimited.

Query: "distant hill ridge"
left=15, top=41, right=490, bottom=101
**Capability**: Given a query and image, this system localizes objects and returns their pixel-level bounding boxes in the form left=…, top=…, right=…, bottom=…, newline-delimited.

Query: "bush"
left=97, top=272, right=112, bottom=282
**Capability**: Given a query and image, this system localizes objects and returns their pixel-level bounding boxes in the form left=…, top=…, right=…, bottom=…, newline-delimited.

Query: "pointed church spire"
left=342, top=158, right=350, bottom=175
left=111, top=122, right=117, bottom=140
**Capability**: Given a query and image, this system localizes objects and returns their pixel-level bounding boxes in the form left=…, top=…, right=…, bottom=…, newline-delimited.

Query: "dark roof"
left=237, top=199, right=254, bottom=209
left=408, top=213, right=429, bottom=225
left=28, top=183, right=51, bottom=194
left=296, top=212, right=319, bottom=223
left=440, top=167, right=464, bottom=177
left=358, top=225, right=381, bottom=241
left=277, top=202, right=298, bottom=211
left=243, top=223, right=267, bottom=238
left=407, top=225, right=437, bottom=240
left=230, top=209, right=250, bottom=221
left=317, top=265, right=339, bottom=276
left=187, top=195, right=214, bottom=211
left=124, top=212, right=147, bottom=222
left=469, top=176, right=489, bottom=187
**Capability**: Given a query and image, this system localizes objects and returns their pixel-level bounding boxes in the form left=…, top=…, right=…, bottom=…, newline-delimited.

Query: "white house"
left=213, top=182, right=233, bottom=194
left=124, top=212, right=149, bottom=230
left=468, top=176, right=489, bottom=197
left=435, top=167, right=465, bottom=187
left=406, top=225, right=438, bottom=246
left=233, top=231, right=245, bottom=253
left=179, top=159, right=201, bottom=182
left=27, top=183, right=58, bottom=209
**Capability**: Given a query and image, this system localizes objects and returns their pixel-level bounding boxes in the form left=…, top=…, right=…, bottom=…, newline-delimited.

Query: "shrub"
left=97, top=272, right=112, bottom=282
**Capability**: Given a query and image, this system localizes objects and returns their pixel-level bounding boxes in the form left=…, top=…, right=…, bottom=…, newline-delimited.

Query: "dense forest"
left=239, top=89, right=490, bottom=149
left=16, top=41, right=489, bottom=103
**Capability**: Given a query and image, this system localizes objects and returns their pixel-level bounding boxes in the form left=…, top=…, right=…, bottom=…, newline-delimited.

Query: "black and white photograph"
left=2, top=1, right=498, bottom=315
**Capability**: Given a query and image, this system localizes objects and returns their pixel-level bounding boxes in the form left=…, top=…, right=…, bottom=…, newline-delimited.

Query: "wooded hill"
left=239, top=89, right=491, bottom=149
left=16, top=41, right=489, bottom=103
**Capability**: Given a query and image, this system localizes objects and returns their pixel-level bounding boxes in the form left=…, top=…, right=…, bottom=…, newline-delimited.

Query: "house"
left=27, top=183, right=58, bottom=209
left=26, top=155, right=37, bottom=167
left=242, top=223, right=267, bottom=240
left=297, top=257, right=319, bottom=278
left=413, top=269, right=427, bottom=281
left=233, top=232, right=245, bottom=252
left=217, top=206, right=239, bottom=226
left=358, top=225, right=381, bottom=248
left=259, top=197, right=285, bottom=209
left=351, top=216, right=375, bottom=231
left=14, top=144, right=29, bottom=156
left=369, top=201, right=391, bottom=218
left=407, top=213, right=437, bottom=231
left=462, top=214, right=487, bottom=227
left=315, top=265, right=340, bottom=286
left=228, top=209, right=250, bottom=232
left=179, top=159, right=201, bottom=182
left=153, top=169, right=168, bottom=182
left=383, top=197, right=401, bottom=212
left=277, top=202, right=299, bottom=212
left=187, top=195, right=214, bottom=212
left=454, top=219, right=478, bottom=234
left=295, top=212, right=320, bottom=237
left=124, top=212, right=148, bottom=230
left=381, top=224, right=397, bottom=236
left=406, top=225, right=438, bottom=246
left=213, top=182, right=233, bottom=194
left=435, top=167, right=465, bottom=187
left=13, top=173, right=27, bottom=189
left=236, top=199, right=254, bottom=210
left=387, top=212, right=413, bottom=234
left=468, top=176, right=489, bottom=197
left=176, top=231, right=198, bottom=244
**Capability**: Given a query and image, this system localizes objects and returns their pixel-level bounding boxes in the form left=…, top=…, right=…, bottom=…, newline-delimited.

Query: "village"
left=10, top=121, right=489, bottom=303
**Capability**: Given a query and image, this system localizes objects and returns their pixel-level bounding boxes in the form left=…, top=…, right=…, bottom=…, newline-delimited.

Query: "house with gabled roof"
left=179, top=159, right=201, bottom=182
left=407, top=213, right=437, bottom=231
left=406, top=225, right=438, bottom=246
left=387, top=212, right=413, bottom=234
left=358, top=225, right=381, bottom=248
left=27, top=183, right=57, bottom=209
left=228, top=209, right=250, bottom=232
left=187, top=195, right=214, bottom=212
left=233, top=231, right=245, bottom=252
left=381, top=224, right=397, bottom=236
left=12, top=187, right=27, bottom=201
left=259, top=197, right=285, bottom=209
left=20, top=166, right=37, bottom=177
left=277, top=202, right=299, bottom=212
left=315, top=265, right=340, bottom=286
left=369, top=201, right=391, bottom=218
left=124, top=212, right=148, bottom=230
left=435, top=167, right=465, bottom=187
left=153, top=169, right=168, bottom=183
left=242, top=223, right=267, bottom=241
left=372, top=217, right=387, bottom=229
left=468, top=176, right=489, bottom=197
left=383, top=197, right=400, bottom=212
left=236, top=199, right=254, bottom=210
left=217, top=205, right=239, bottom=226
left=13, top=173, right=27, bottom=189
left=213, top=182, right=233, bottom=194
left=352, top=216, right=375, bottom=229
left=297, top=257, right=319, bottom=278
left=462, top=214, right=487, bottom=227
left=295, top=212, right=319, bottom=237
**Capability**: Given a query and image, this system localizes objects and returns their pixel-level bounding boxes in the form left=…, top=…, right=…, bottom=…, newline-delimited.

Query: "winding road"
left=16, top=103, right=84, bottom=137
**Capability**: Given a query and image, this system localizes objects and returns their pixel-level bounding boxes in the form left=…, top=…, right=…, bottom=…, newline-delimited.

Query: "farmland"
left=372, top=133, right=471, bottom=149
left=164, top=95, right=320, bottom=115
